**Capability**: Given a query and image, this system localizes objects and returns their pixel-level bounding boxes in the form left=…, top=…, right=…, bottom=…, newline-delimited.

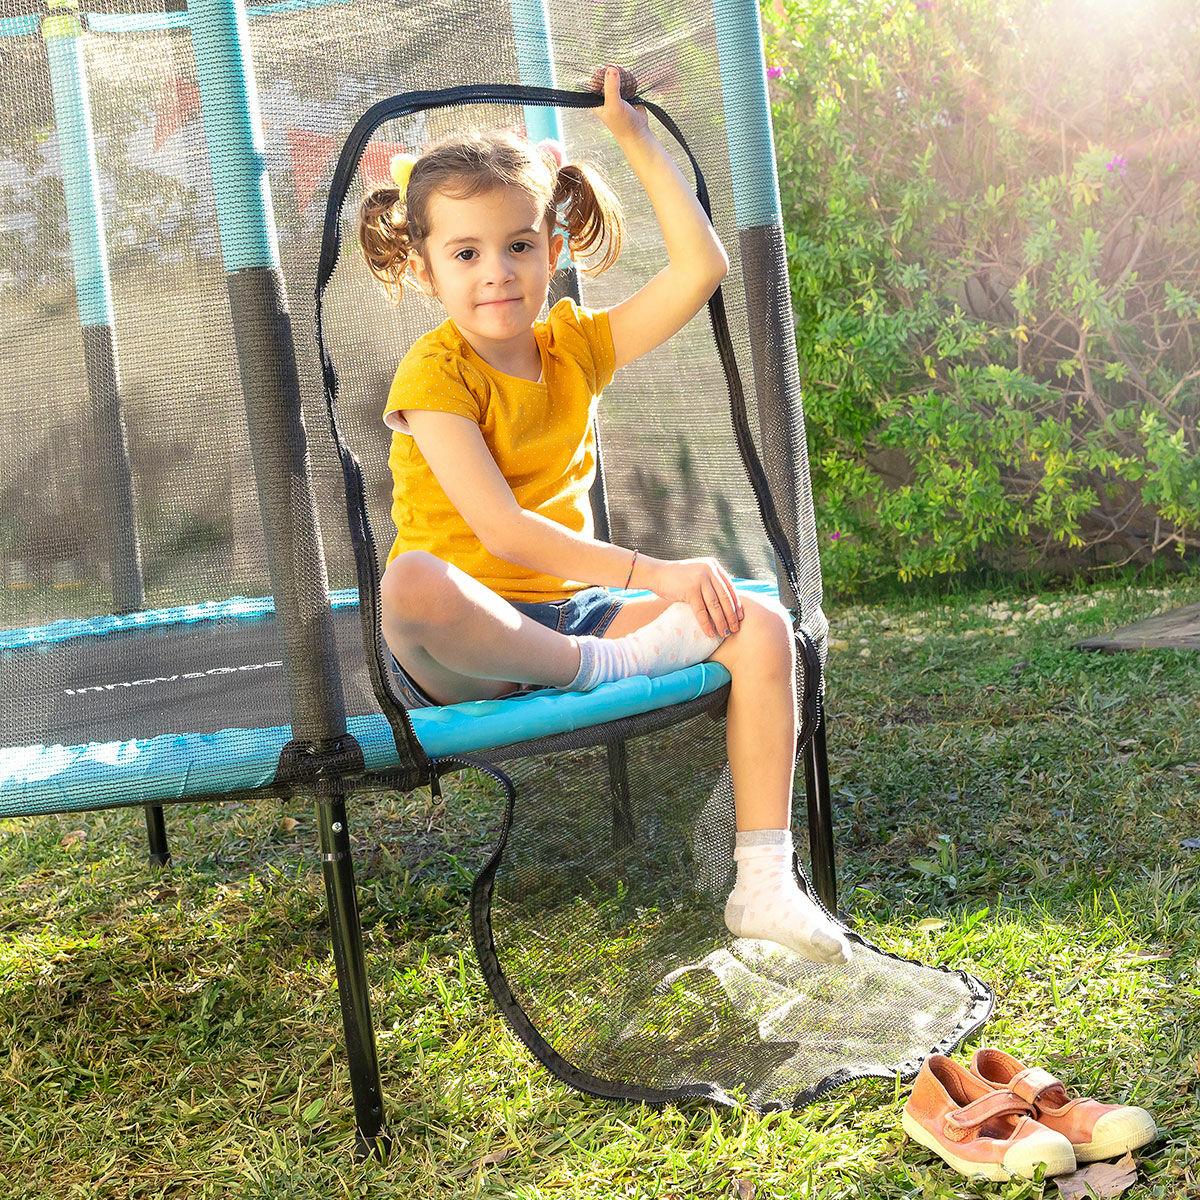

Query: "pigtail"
left=358, top=185, right=414, bottom=302
left=553, top=161, right=625, bottom=276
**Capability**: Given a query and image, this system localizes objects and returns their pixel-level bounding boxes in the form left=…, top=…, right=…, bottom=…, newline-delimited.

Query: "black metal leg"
left=803, top=716, right=838, bottom=913
left=607, top=741, right=635, bottom=850
left=315, top=779, right=388, bottom=1156
left=144, top=804, right=169, bottom=867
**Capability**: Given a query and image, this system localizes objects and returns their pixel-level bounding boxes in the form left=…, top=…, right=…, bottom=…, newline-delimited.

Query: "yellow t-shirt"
left=382, top=296, right=616, bottom=603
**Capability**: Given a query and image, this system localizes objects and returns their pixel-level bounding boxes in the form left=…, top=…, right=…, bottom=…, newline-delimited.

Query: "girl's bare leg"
left=381, top=551, right=583, bottom=704
left=706, top=597, right=797, bottom=831
left=382, top=551, right=684, bottom=703
left=383, top=551, right=797, bottom=832
left=608, top=591, right=798, bottom=832
left=384, top=555, right=843, bottom=958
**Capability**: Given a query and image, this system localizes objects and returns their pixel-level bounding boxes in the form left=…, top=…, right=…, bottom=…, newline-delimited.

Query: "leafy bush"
left=764, top=0, right=1200, bottom=593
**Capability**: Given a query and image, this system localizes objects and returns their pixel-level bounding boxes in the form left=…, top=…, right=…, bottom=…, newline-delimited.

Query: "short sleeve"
left=383, top=349, right=485, bottom=434
left=545, top=296, right=616, bottom=396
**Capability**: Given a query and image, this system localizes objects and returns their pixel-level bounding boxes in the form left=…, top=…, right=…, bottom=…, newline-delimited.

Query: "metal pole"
left=511, top=0, right=611, bottom=535
left=190, top=0, right=384, bottom=1148
left=512, top=0, right=633, bottom=838
left=713, top=0, right=837, bottom=895
left=42, top=0, right=146, bottom=615
left=44, top=0, right=163, bottom=863
left=803, top=717, right=838, bottom=912
left=316, top=779, right=386, bottom=1153
left=712, top=0, right=822, bottom=610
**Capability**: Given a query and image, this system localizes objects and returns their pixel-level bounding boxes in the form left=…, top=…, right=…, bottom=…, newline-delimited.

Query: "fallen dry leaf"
left=478, top=1148, right=517, bottom=1167
left=279, top=817, right=300, bottom=833
left=1054, top=1152, right=1138, bottom=1200
left=60, top=829, right=87, bottom=847
left=732, top=1180, right=756, bottom=1199
left=450, top=1146, right=519, bottom=1177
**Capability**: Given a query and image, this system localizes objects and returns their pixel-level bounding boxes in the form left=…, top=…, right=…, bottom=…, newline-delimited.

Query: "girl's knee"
left=381, top=551, right=452, bottom=624
left=729, top=593, right=794, bottom=663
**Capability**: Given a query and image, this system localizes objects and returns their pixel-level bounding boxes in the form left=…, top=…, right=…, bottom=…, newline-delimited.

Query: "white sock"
left=567, top=601, right=725, bottom=691
left=724, top=828, right=852, bottom=965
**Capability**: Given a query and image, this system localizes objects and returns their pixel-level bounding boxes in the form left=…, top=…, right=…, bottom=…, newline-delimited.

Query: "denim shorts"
left=388, top=584, right=625, bottom=709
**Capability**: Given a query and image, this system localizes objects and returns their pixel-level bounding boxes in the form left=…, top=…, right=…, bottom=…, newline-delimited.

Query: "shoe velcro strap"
left=1009, top=1066, right=1065, bottom=1107
left=942, top=1091, right=1033, bottom=1142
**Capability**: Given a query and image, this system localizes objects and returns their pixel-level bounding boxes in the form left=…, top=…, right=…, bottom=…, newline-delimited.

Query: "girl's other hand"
left=646, top=556, right=743, bottom=639
left=590, top=64, right=650, bottom=142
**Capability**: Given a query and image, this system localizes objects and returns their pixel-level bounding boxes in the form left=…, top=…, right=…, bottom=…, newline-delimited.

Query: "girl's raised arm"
left=593, top=65, right=729, bottom=373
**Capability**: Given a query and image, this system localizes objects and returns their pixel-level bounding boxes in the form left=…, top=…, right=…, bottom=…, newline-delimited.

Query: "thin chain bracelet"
left=623, top=547, right=639, bottom=590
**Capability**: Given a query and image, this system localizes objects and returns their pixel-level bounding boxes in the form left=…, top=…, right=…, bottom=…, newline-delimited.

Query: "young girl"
left=358, top=64, right=851, bottom=966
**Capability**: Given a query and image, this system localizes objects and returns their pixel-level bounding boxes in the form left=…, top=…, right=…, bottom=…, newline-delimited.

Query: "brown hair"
left=357, top=127, right=625, bottom=303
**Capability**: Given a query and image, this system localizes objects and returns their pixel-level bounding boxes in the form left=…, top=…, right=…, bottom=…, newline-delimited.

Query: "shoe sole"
left=902, top=1110, right=1074, bottom=1182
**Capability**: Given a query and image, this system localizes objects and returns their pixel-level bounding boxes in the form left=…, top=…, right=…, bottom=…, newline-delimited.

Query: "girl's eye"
left=454, top=242, right=532, bottom=262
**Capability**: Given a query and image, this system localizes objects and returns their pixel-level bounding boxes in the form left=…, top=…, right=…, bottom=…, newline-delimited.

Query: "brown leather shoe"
left=968, top=1047, right=1156, bottom=1164
left=903, top=1053, right=1076, bottom=1181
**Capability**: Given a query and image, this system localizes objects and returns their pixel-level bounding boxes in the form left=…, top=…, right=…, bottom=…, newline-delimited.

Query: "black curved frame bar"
left=313, top=80, right=836, bottom=894
left=306, top=81, right=843, bottom=1144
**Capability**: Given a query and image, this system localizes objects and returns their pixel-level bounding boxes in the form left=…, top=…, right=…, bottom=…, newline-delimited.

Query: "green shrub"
left=764, top=0, right=1200, bottom=594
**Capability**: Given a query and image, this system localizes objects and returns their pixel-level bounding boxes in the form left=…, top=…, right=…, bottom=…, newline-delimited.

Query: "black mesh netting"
left=0, top=0, right=992, bottom=1112
left=457, top=709, right=992, bottom=1110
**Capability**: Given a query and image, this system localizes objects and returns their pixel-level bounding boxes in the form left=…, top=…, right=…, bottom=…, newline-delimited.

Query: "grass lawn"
left=2, top=569, right=1198, bottom=1199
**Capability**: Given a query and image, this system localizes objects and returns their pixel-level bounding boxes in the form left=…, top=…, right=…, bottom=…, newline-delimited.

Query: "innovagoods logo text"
left=65, top=661, right=284, bottom=696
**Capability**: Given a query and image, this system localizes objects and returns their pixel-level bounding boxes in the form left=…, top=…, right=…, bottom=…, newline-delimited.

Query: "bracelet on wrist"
left=623, top=547, right=639, bottom=590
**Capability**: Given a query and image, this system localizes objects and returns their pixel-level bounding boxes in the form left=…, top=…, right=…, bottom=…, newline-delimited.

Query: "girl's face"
left=409, top=184, right=564, bottom=344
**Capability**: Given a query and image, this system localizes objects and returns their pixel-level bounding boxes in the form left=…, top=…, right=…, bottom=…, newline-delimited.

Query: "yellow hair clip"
left=389, top=152, right=417, bottom=201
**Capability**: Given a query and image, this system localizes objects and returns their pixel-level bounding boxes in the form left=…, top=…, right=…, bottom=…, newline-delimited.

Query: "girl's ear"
left=409, top=251, right=437, bottom=298
left=548, top=230, right=565, bottom=269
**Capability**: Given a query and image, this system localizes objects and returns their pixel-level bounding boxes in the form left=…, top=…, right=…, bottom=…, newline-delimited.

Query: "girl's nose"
left=488, top=257, right=517, bottom=281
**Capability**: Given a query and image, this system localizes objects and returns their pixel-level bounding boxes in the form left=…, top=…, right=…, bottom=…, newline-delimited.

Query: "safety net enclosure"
left=0, top=0, right=992, bottom=1138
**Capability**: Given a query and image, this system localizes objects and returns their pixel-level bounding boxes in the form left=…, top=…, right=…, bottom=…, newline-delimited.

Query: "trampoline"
left=2, top=583, right=771, bottom=811
left=1, top=0, right=993, bottom=1145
